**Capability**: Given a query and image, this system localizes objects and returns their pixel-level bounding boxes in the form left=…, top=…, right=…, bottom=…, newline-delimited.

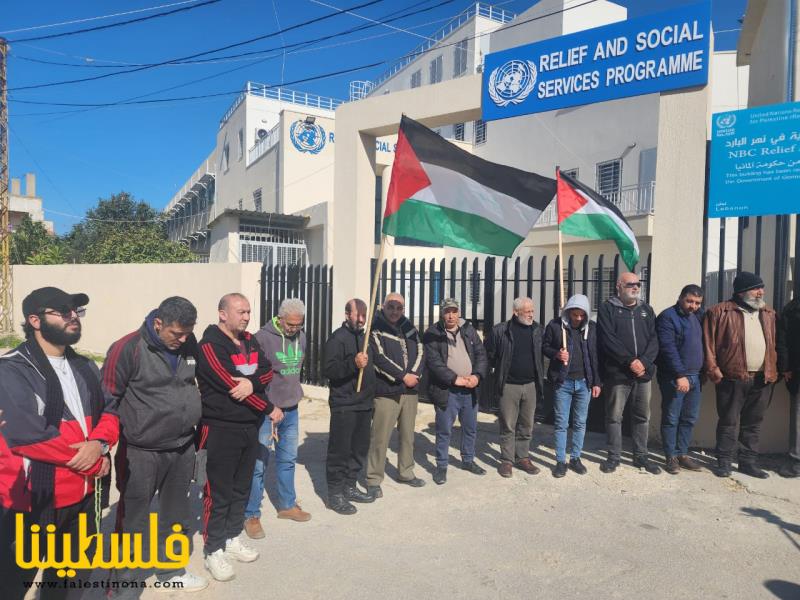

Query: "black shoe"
left=715, top=459, right=732, bottom=478
left=600, top=459, right=619, bottom=473
left=569, top=458, right=587, bottom=475
left=397, top=477, right=426, bottom=488
left=632, top=457, right=662, bottom=475
left=327, top=493, right=357, bottom=515
left=344, top=484, right=375, bottom=503
left=553, top=462, right=567, bottom=478
left=778, top=460, right=800, bottom=478
left=462, top=461, right=486, bottom=475
left=366, top=485, right=383, bottom=499
left=738, top=463, right=769, bottom=479
left=433, top=467, right=447, bottom=485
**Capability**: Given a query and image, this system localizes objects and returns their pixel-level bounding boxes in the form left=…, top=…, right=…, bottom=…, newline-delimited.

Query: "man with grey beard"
left=597, top=272, right=660, bottom=474
left=704, top=272, right=778, bottom=479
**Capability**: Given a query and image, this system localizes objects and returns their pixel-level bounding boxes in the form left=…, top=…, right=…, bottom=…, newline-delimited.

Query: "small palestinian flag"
left=382, top=115, right=556, bottom=257
left=557, top=169, right=640, bottom=270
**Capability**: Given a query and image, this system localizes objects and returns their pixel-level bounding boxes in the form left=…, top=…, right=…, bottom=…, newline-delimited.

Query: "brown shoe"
left=515, top=458, right=541, bottom=475
left=498, top=461, right=513, bottom=478
left=277, top=505, right=311, bottom=522
left=678, top=455, right=702, bottom=471
left=665, top=456, right=680, bottom=475
left=244, top=517, right=265, bottom=539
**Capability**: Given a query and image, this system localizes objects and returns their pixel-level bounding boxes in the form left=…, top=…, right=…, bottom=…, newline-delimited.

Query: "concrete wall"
left=10, top=263, right=263, bottom=354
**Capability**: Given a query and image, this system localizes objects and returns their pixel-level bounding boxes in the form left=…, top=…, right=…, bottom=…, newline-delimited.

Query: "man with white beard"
left=704, top=272, right=778, bottom=479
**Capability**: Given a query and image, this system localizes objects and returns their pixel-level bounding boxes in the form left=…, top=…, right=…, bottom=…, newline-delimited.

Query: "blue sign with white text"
left=482, top=1, right=711, bottom=120
left=709, top=102, right=800, bottom=218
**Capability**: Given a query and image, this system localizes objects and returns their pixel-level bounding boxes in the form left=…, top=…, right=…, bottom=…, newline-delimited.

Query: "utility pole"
left=0, top=38, right=11, bottom=334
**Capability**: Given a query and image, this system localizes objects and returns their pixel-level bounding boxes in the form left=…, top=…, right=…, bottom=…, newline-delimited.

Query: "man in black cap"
left=704, top=272, right=777, bottom=478
left=0, top=287, right=119, bottom=599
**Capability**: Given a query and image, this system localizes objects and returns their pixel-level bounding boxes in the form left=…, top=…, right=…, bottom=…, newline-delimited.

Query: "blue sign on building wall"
left=482, top=1, right=711, bottom=120
left=709, top=102, right=800, bottom=218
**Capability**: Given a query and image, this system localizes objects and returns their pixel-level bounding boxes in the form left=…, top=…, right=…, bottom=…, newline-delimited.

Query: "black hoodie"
left=196, top=324, right=275, bottom=426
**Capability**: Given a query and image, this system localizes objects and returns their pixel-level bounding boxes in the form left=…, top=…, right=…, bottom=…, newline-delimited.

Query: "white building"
left=9, top=172, right=54, bottom=234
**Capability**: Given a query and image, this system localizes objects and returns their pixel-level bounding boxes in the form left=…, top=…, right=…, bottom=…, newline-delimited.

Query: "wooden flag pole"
left=357, top=233, right=387, bottom=392
left=556, top=167, right=567, bottom=350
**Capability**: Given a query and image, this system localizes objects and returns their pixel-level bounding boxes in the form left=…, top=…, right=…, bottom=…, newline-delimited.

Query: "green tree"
left=26, top=242, right=70, bottom=265
left=62, top=191, right=195, bottom=264
left=10, top=215, right=56, bottom=264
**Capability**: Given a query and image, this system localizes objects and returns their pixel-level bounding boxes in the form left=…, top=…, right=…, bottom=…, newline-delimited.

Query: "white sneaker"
left=204, top=549, right=235, bottom=581
left=225, top=536, right=259, bottom=563
left=156, top=572, right=209, bottom=593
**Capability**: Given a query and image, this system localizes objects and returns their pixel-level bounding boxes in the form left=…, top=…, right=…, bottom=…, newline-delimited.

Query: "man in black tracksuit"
left=597, top=272, right=660, bottom=474
left=196, top=293, right=282, bottom=582
left=323, top=298, right=376, bottom=515
left=103, top=297, right=207, bottom=594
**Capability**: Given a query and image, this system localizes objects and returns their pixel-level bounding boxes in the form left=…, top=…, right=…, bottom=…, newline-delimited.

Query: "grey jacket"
left=255, top=317, right=306, bottom=409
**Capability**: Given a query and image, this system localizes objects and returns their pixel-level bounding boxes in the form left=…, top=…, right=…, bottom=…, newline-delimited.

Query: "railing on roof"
left=368, top=2, right=515, bottom=92
left=248, top=123, right=281, bottom=165
left=166, top=158, right=215, bottom=212
left=220, top=83, right=345, bottom=127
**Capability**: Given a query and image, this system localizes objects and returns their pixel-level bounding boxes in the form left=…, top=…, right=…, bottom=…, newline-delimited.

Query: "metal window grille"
left=453, top=39, right=468, bottom=77
left=596, top=159, right=622, bottom=198
left=253, top=188, right=262, bottom=212
left=429, top=55, right=443, bottom=84
left=592, top=267, right=616, bottom=311
left=474, top=119, right=486, bottom=145
left=238, top=198, right=243, bottom=210
left=411, top=70, right=421, bottom=88
left=562, top=168, right=579, bottom=180
left=237, top=129, right=244, bottom=161
left=454, top=122, right=465, bottom=141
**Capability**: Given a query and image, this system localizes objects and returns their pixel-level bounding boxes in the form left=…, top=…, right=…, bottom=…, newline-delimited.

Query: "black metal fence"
left=260, top=253, right=651, bottom=388
left=260, top=264, right=333, bottom=387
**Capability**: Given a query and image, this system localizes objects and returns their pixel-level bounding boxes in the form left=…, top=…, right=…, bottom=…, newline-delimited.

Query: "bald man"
left=366, top=293, right=425, bottom=499
left=597, top=272, right=661, bottom=475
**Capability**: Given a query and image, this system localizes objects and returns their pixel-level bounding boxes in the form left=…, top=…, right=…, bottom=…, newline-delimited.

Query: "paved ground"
left=26, top=398, right=800, bottom=599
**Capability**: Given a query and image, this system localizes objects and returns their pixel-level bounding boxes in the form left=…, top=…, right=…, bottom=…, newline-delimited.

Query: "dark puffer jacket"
left=422, top=319, right=487, bottom=409
left=370, top=311, right=423, bottom=398
left=597, top=296, right=659, bottom=384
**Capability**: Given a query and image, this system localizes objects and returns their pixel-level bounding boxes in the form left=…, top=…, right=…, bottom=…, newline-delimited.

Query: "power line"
left=0, top=0, right=207, bottom=35
left=8, top=0, right=388, bottom=91
left=6, top=0, right=223, bottom=44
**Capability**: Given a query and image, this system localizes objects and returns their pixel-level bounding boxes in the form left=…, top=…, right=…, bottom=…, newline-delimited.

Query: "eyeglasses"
left=622, top=283, right=641, bottom=289
left=41, top=307, right=86, bottom=320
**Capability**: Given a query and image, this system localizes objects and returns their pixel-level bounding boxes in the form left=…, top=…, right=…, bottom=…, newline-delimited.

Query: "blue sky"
left=5, top=0, right=747, bottom=233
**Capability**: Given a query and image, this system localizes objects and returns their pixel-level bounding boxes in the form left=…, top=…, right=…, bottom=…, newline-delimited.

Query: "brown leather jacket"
left=703, top=300, right=777, bottom=384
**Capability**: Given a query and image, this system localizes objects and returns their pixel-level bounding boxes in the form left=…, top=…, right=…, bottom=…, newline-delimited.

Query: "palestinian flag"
left=382, top=115, right=556, bottom=257
left=557, top=169, right=640, bottom=270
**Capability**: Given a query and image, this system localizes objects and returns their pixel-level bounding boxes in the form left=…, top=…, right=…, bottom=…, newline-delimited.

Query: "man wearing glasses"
left=245, top=298, right=310, bottom=538
left=597, top=272, right=661, bottom=474
left=0, top=287, right=119, bottom=599
left=365, top=293, right=425, bottom=500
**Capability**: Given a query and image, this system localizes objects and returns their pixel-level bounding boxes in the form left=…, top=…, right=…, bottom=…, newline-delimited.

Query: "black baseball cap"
left=22, top=287, right=90, bottom=318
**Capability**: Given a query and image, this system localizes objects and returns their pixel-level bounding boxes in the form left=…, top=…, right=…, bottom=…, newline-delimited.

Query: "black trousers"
left=715, top=375, right=773, bottom=463
left=113, top=438, right=195, bottom=586
left=326, top=408, right=372, bottom=495
left=0, top=495, right=97, bottom=600
left=201, top=421, right=259, bottom=555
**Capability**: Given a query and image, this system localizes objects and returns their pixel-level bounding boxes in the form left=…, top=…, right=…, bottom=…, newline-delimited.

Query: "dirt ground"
left=20, top=397, right=800, bottom=600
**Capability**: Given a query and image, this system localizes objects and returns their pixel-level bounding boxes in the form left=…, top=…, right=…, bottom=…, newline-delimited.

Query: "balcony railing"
left=166, top=158, right=215, bottom=213
left=248, top=123, right=281, bottom=165
left=368, top=2, right=515, bottom=92
left=220, top=83, right=344, bottom=127
left=536, top=181, right=656, bottom=227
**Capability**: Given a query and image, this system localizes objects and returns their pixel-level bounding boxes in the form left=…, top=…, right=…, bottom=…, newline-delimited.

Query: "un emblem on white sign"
left=290, top=120, right=326, bottom=154
left=488, top=60, right=537, bottom=107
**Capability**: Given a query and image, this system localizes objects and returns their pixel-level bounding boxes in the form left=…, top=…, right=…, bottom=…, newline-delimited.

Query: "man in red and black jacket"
left=195, top=293, right=283, bottom=583
left=0, top=287, right=119, bottom=600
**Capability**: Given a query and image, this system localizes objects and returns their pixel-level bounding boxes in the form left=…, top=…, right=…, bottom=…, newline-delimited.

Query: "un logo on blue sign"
left=290, top=120, right=326, bottom=154
left=716, top=113, right=736, bottom=129
left=488, top=60, right=537, bottom=107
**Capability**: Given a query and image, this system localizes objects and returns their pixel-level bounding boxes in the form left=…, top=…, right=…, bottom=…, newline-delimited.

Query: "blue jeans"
left=553, top=378, right=591, bottom=463
left=245, top=406, right=299, bottom=517
left=659, top=374, right=701, bottom=458
left=434, top=389, right=478, bottom=468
